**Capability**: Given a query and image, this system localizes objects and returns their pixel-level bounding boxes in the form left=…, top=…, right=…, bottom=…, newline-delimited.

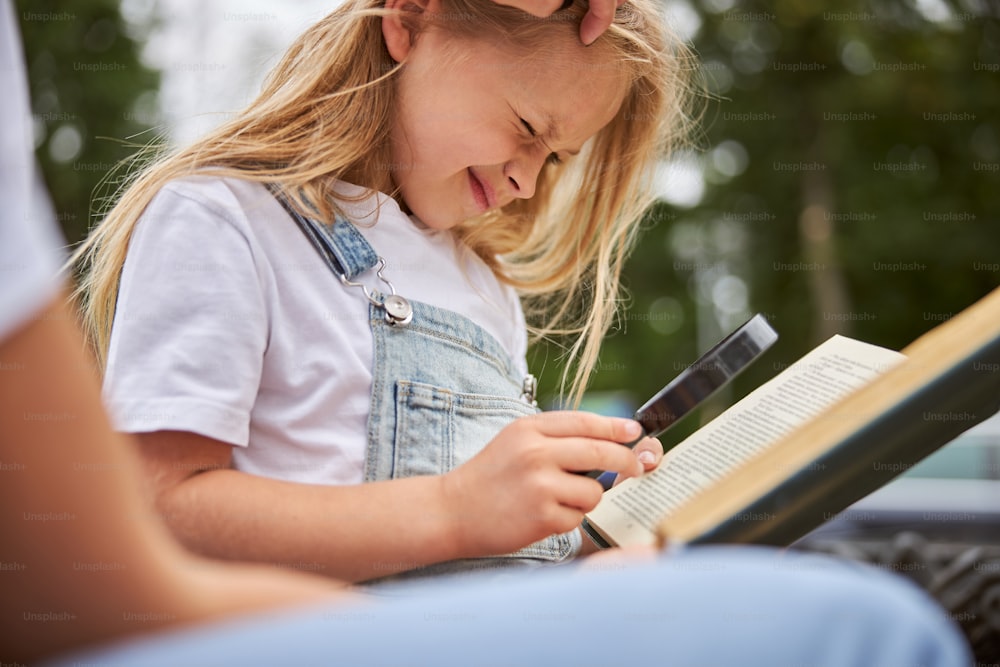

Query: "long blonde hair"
left=72, top=0, right=698, bottom=405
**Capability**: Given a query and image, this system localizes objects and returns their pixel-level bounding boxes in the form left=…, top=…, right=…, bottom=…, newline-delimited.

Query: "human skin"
left=0, top=295, right=346, bottom=664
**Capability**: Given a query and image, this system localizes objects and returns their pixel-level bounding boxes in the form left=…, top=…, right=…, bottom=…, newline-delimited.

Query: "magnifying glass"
left=581, top=313, right=778, bottom=480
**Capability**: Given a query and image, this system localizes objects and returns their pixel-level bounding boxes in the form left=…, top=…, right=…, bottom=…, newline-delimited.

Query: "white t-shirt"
left=0, top=0, right=64, bottom=342
left=103, top=176, right=528, bottom=485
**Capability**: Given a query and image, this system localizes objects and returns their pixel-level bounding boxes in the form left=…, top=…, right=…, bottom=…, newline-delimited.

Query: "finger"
left=554, top=473, right=606, bottom=512
left=491, top=0, right=564, bottom=18
left=548, top=504, right=588, bottom=535
left=554, top=436, right=643, bottom=479
left=580, top=0, right=619, bottom=45
left=529, top=411, right=643, bottom=443
left=609, top=437, right=662, bottom=487
left=634, top=436, right=664, bottom=471
left=522, top=499, right=587, bottom=536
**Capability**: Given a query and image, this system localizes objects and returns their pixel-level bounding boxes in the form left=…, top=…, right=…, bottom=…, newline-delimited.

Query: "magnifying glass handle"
left=572, top=313, right=777, bottom=483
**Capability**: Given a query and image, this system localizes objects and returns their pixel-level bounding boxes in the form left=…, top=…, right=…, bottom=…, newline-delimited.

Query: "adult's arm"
left=0, top=296, right=343, bottom=664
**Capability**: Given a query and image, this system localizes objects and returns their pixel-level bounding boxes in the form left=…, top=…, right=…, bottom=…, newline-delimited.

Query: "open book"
left=583, top=287, right=1000, bottom=549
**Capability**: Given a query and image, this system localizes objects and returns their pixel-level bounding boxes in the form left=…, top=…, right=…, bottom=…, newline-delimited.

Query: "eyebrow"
left=541, top=112, right=582, bottom=156
left=514, top=102, right=583, bottom=157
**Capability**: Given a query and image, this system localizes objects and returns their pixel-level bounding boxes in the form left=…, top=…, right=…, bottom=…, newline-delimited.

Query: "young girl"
left=73, top=0, right=693, bottom=582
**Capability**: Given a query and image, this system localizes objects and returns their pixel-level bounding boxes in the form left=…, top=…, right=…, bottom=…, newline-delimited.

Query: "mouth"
left=467, top=168, right=495, bottom=213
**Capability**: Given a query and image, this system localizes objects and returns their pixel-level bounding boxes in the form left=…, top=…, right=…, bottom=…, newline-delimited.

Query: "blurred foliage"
left=533, top=0, right=1000, bottom=431
left=16, top=0, right=159, bottom=245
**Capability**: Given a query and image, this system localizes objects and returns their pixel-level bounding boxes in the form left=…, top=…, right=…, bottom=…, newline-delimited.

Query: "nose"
left=504, top=147, right=547, bottom=200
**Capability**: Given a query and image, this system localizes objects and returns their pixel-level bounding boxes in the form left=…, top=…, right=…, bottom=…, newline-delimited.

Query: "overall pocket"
left=392, top=380, right=538, bottom=479
left=389, top=380, right=578, bottom=567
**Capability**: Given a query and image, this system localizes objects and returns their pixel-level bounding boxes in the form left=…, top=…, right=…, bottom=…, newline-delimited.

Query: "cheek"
left=444, top=122, right=524, bottom=171
left=394, top=92, right=520, bottom=172
left=406, top=128, right=520, bottom=176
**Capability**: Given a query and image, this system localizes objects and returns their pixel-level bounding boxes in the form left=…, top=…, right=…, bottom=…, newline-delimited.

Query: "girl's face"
left=384, top=7, right=626, bottom=231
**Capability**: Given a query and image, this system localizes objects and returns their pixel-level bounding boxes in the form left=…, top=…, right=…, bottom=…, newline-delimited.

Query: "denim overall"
left=274, top=194, right=581, bottom=580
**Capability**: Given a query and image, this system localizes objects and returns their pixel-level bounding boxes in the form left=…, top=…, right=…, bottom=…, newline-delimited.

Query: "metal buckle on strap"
left=521, top=373, right=538, bottom=406
left=270, top=186, right=413, bottom=328
left=339, top=258, right=413, bottom=326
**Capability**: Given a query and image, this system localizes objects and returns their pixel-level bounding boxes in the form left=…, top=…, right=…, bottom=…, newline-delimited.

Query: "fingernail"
left=623, top=420, right=643, bottom=438
left=638, top=451, right=655, bottom=465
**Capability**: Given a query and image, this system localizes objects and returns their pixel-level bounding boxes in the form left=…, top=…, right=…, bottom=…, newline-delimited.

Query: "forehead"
left=461, top=36, right=628, bottom=143
left=520, top=54, right=626, bottom=136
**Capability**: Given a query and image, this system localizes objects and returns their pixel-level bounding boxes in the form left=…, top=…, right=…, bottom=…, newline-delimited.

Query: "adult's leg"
left=45, top=546, right=971, bottom=667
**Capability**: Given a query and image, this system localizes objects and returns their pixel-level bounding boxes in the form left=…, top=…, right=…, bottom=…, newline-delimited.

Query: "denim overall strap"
left=274, top=194, right=581, bottom=578
left=271, top=189, right=378, bottom=280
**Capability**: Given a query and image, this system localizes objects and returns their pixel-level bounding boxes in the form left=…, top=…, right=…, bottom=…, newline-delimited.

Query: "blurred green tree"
left=15, top=0, right=159, bottom=246
left=534, top=0, right=1000, bottom=431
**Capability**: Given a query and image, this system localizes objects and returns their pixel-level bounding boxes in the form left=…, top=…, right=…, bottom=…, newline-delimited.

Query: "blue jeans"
left=46, top=546, right=971, bottom=666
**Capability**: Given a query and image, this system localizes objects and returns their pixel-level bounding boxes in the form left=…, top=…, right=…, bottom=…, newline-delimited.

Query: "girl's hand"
left=490, top=0, right=629, bottom=45
left=440, top=411, right=643, bottom=557
left=612, top=436, right=664, bottom=487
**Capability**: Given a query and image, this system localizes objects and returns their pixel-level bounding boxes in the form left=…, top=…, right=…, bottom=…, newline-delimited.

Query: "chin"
left=413, top=214, right=454, bottom=232
left=413, top=207, right=463, bottom=231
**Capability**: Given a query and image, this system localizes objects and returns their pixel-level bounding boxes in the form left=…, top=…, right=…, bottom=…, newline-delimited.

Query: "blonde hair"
left=72, top=0, right=698, bottom=406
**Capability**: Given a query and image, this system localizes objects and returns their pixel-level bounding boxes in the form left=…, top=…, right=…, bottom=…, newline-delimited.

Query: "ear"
left=382, top=0, right=435, bottom=64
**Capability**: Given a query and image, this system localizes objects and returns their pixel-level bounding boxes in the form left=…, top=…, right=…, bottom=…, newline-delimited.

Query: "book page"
left=585, top=335, right=905, bottom=547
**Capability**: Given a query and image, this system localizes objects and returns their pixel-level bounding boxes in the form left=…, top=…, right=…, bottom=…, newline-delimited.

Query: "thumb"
left=634, top=436, right=664, bottom=471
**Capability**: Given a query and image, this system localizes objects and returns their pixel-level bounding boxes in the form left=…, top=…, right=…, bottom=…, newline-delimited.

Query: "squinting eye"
left=520, top=117, right=560, bottom=165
